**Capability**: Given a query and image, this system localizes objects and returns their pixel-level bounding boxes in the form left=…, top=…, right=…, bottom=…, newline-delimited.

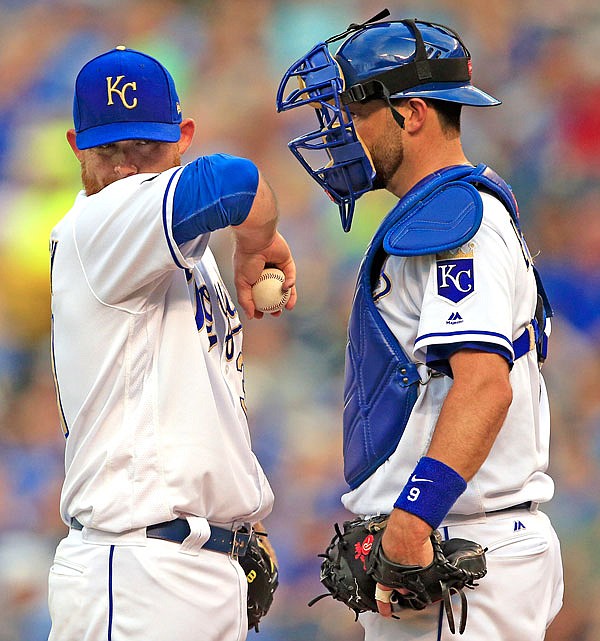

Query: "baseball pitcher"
left=48, top=47, right=290, bottom=641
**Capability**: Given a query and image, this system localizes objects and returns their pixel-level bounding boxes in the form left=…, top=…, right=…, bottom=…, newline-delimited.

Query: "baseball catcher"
left=309, top=516, right=487, bottom=635
left=239, top=529, right=279, bottom=632
left=277, top=7, right=563, bottom=641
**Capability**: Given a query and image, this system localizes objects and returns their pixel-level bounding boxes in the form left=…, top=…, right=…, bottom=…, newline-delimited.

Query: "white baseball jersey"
left=50, top=167, right=273, bottom=533
left=342, top=191, right=555, bottom=517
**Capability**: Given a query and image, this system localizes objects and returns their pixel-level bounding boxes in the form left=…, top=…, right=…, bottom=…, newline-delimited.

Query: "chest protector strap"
left=343, top=164, right=552, bottom=489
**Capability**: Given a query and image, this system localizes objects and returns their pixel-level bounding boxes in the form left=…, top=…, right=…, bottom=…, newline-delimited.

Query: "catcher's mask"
left=276, top=9, right=500, bottom=232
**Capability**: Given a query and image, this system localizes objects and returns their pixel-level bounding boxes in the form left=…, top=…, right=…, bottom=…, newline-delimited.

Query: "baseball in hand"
left=251, top=268, right=291, bottom=313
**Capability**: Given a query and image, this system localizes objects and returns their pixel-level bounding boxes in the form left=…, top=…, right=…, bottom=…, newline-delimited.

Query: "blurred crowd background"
left=0, top=0, right=598, bottom=639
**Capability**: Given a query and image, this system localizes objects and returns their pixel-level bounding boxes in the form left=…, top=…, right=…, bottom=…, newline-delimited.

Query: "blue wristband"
left=393, top=457, right=467, bottom=529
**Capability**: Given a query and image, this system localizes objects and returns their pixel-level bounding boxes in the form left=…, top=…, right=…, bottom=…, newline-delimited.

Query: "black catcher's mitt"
left=239, top=530, right=279, bottom=632
left=308, top=515, right=487, bottom=635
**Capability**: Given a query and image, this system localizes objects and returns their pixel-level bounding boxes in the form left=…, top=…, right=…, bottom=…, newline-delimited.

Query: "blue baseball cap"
left=73, top=46, right=183, bottom=150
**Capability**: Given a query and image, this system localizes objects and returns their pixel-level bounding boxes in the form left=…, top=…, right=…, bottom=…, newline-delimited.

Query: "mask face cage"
left=276, top=42, right=375, bottom=232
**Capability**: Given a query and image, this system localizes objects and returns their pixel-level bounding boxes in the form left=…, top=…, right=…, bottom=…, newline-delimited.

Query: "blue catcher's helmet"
left=276, top=10, right=500, bottom=232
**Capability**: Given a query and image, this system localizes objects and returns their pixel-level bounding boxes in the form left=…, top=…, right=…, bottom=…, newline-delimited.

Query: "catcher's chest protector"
left=343, top=164, right=552, bottom=489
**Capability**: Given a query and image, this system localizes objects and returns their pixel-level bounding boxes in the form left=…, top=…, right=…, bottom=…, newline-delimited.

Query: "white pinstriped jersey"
left=50, top=167, right=273, bottom=533
left=342, top=191, right=554, bottom=517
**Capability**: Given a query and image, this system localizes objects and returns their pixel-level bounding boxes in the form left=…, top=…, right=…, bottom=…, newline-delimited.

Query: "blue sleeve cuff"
left=426, top=340, right=513, bottom=378
left=172, top=154, right=259, bottom=243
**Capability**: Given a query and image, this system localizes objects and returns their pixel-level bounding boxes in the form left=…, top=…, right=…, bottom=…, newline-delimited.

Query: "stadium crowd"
left=0, top=0, right=598, bottom=639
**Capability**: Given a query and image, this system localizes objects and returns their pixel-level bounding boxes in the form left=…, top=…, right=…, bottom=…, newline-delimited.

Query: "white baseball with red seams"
left=251, top=268, right=290, bottom=313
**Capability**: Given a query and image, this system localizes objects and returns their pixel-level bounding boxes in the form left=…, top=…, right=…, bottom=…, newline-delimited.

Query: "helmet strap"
left=325, top=8, right=391, bottom=44
left=339, top=19, right=472, bottom=106
left=381, top=85, right=405, bottom=129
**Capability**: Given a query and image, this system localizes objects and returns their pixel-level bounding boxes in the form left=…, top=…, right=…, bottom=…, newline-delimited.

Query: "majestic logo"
left=354, top=534, right=374, bottom=570
left=436, top=242, right=475, bottom=304
left=447, top=312, right=464, bottom=325
left=106, top=75, right=138, bottom=109
left=514, top=520, right=526, bottom=532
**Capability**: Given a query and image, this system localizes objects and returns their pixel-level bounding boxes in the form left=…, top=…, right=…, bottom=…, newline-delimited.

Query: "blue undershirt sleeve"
left=172, top=154, right=259, bottom=244
left=426, top=340, right=513, bottom=378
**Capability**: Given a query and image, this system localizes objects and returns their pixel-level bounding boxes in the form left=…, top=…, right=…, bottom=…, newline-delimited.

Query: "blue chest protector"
left=343, top=164, right=552, bottom=489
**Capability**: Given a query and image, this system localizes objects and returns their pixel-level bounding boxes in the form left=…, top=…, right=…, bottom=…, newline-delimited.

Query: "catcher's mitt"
left=239, top=530, right=279, bottom=632
left=308, top=515, right=486, bottom=635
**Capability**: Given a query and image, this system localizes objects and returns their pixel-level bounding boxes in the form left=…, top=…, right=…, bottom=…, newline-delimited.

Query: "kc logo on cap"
left=73, top=46, right=182, bottom=150
left=106, top=75, right=138, bottom=109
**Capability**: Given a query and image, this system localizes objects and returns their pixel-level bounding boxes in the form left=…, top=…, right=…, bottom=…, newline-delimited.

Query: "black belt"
left=70, top=517, right=250, bottom=557
left=489, top=501, right=532, bottom=515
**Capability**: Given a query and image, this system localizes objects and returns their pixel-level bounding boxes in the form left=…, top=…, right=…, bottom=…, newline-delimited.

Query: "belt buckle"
left=230, top=528, right=249, bottom=559
left=527, top=323, right=536, bottom=352
left=230, top=529, right=241, bottom=559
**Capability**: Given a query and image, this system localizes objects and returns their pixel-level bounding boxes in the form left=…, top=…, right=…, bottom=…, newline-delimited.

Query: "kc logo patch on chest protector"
left=436, top=242, right=475, bottom=304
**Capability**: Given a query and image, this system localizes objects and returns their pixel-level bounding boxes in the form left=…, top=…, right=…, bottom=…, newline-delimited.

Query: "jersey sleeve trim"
left=161, top=166, right=187, bottom=269
left=426, top=340, right=513, bottom=377
left=415, top=328, right=514, bottom=355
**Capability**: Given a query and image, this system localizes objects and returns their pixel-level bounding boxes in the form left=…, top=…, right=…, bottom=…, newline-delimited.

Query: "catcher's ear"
left=66, top=129, right=84, bottom=160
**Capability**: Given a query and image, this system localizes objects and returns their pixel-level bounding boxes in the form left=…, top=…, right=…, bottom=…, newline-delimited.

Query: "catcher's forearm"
left=428, top=349, right=511, bottom=480
left=388, top=351, right=511, bottom=550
